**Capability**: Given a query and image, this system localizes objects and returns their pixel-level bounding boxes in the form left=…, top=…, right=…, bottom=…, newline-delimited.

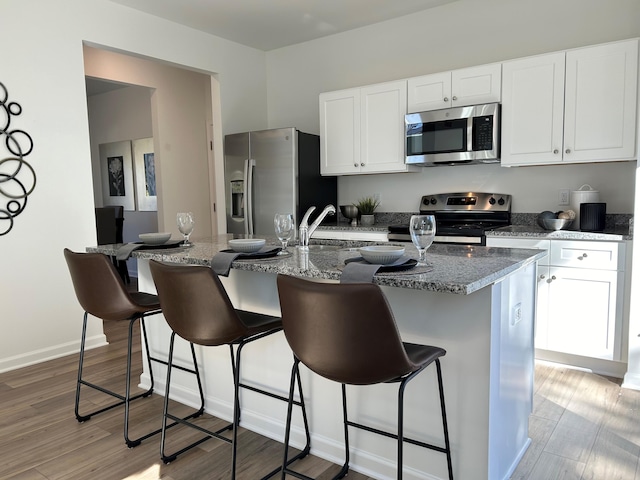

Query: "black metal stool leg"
left=74, top=312, right=91, bottom=422
left=336, top=384, right=350, bottom=479
left=280, top=358, right=299, bottom=480
left=436, top=359, right=454, bottom=480
left=161, top=336, right=214, bottom=464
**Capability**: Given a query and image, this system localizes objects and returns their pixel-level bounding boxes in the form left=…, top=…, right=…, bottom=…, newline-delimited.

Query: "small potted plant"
left=354, top=196, right=380, bottom=226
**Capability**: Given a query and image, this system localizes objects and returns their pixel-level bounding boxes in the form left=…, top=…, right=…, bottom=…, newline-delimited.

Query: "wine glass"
left=410, top=215, right=436, bottom=265
left=177, top=212, right=194, bottom=246
left=274, top=213, right=294, bottom=255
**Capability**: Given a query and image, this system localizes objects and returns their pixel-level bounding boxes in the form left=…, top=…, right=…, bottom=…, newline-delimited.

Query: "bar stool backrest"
left=276, top=274, right=417, bottom=385
left=64, top=248, right=147, bottom=321
left=149, top=260, right=249, bottom=345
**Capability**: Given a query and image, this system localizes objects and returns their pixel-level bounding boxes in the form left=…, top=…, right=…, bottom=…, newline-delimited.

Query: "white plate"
left=139, top=232, right=172, bottom=245
left=228, top=238, right=266, bottom=253
left=359, top=245, right=405, bottom=265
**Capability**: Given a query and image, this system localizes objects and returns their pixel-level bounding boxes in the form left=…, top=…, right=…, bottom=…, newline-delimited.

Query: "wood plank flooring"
left=1, top=308, right=639, bottom=479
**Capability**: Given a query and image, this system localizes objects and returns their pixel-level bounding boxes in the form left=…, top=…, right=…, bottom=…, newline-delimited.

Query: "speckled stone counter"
left=487, top=224, right=632, bottom=241
left=88, top=234, right=546, bottom=295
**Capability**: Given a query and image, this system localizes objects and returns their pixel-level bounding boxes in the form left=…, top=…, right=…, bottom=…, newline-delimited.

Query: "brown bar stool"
left=148, top=260, right=311, bottom=479
left=276, top=274, right=454, bottom=480
left=63, top=248, right=172, bottom=447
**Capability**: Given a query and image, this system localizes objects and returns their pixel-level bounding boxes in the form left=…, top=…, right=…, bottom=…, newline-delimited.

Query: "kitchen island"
left=89, top=237, right=545, bottom=480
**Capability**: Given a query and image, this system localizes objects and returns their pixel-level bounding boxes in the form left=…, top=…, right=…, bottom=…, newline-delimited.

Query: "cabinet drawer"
left=549, top=240, right=623, bottom=270
left=486, top=237, right=550, bottom=265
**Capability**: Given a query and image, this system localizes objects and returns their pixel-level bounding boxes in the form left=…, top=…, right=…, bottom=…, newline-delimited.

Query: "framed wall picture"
left=132, top=137, right=157, bottom=211
left=100, top=140, right=135, bottom=211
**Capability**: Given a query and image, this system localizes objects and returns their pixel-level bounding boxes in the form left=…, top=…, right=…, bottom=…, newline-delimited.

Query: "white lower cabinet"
left=487, top=237, right=626, bottom=361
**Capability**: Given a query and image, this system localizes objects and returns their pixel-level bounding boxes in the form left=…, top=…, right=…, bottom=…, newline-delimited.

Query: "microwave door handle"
left=467, top=116, right=474, bottom=158
left=245, top=158, right=256, bottom=235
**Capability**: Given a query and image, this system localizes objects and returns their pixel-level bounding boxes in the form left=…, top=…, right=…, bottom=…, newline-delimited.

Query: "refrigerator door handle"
left=245, top=158, right=256, bottom=235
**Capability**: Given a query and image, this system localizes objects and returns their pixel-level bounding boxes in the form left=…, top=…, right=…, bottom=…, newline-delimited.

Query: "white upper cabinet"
left=501, top=39, right=638, bottom=166
left=407, top=63, right=502, bottom=113
left=320, top=80, right=418, bottom=175
left=319, top=88, right=360, bottom=175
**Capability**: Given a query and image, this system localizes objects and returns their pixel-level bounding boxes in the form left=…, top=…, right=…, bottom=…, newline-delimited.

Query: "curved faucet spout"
left=299, top=206, right=316, bottom=229
left=298, top=204, right=335, bottom=249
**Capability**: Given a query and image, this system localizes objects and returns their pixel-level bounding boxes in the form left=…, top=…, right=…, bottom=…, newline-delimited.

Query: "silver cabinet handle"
left=452, top=95, right=457, bottom=101
left=354, top=163, right=358, bottom=167
left=360, top=163, right=365, bottom=167
left=539, top=274, right=546, bottom=279
left=553, top=149, right=559, bottom=154
left=551, top=275, right=557, bottom=280
left=565, top=148, right=571, bottom=154
left=443, top=97, right=449, bottom=102
left=578, top=253, right=588, bottom=260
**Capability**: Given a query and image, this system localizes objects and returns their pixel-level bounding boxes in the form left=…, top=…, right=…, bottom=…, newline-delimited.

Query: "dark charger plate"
left=135, top=240, right=185, bottom=249
left=219, top=247, right=282, bottom=259
left=345, top=256, right=417, bottom=272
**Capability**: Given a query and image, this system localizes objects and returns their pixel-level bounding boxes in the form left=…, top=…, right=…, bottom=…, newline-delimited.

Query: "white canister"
left=570, top=184, right=600, bottom=230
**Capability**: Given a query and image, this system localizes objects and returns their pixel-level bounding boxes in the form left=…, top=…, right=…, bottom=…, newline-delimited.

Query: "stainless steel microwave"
left=405, top=103, right=500, bottom=166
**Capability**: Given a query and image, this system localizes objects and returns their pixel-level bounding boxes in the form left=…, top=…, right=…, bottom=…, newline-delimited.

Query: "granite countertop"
left=88, top=235, right=545, bottom=295
left=487, top=225, right=632, bottom=241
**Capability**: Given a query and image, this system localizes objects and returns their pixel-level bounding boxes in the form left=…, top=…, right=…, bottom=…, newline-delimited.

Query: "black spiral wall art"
left=0, top=81, right=35, bottom=236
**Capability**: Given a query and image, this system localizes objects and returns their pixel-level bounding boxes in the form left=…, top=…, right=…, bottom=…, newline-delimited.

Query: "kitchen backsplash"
left=338, top=212, right=633, bottom=235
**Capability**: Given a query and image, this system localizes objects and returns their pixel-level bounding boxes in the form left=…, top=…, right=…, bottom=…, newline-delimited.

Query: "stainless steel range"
left=388, top=192, right=512, bottom=245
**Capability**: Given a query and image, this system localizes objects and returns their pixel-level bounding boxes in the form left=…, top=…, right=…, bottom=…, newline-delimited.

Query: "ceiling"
left=107, top=0, right=459, bottom=51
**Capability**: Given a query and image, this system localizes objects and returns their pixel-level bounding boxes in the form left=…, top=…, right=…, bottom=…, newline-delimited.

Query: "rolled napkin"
left=211, top=246, right=281, bottom=277
left=116, top=243, right=145, bottom=261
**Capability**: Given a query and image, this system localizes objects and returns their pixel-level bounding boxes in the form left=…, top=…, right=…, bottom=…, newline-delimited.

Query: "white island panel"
left=136, top=256, right=535, bottom=480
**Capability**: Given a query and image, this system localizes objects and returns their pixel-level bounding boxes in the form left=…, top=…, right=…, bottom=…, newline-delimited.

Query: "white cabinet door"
left=407, top=71, right=451, bottom=113
left=451, top=63, right=502, bottom=107
left=407, top=64, right=502, bottom=113
left=564, top=39, right=638, bottom=162
left=360, top=81, right=410, bottom=174
left=320, top=82, right=417, bottom=175
left=501, top=52, right=566, bottom=166
left=319, top=89, right=360, bottom=175
left=501, top=39, right=638, bottom=167
left=545, top=266, right=621, bottom=359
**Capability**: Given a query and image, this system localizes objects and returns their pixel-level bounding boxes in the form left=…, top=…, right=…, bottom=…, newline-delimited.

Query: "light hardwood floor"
left=1, top=313, right=639, bottom=479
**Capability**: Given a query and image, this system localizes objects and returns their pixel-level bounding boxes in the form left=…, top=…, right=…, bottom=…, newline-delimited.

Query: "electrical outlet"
left=511, top=303, right=522, bottom=326
left=559, top=189, right=570, bottom=206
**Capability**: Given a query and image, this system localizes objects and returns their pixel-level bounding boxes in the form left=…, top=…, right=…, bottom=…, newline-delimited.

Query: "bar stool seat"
left=63, top=248, right=164, bottom=447
left=276, top=274, right=454, bottom=480
left=149, top=260, right=311, bottom=479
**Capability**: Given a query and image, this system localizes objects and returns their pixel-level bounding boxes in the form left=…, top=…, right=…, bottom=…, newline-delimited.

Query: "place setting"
left=115, top=211, right=194, bottom=260
left=340, top=215, right=435, bottom=283
left=210, top=213, right=294, bottom=276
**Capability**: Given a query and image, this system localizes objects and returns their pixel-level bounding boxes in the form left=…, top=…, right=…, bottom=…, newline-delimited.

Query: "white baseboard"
left=0, top=333, right=107, bottom=374
left=622, top=372, right=640, bottom=391
left=535, top=349, right=627, bottom=378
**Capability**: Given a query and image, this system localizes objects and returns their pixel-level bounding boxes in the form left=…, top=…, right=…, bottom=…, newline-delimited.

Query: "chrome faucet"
left=298, top=205, right=336, bottom=250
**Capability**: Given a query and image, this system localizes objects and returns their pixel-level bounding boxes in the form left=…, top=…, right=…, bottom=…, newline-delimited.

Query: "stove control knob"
left=430, top=197, right=437, bottom=205
left=498, top=197, right=505, bottom=205
left=422, top=197, right=430, bottom=206
left=489, top=197, right=496, bottom=205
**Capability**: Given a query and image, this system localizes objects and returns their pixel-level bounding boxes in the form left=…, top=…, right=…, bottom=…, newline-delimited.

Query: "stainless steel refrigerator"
left=224, top=128, right=337, bottom=236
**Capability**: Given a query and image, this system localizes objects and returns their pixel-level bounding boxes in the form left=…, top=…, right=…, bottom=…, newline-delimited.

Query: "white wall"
left=0, top=0, right=268, bottom=372
left=265, top=0, right=640, bottom=213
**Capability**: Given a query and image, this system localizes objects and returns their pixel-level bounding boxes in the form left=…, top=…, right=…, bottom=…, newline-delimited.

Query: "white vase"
left=360, top=214, right=375, bottom=226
